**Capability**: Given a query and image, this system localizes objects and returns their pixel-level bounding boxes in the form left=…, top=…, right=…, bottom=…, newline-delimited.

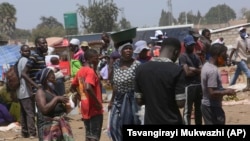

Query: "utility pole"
left=167, top=0, right=173, bottom=25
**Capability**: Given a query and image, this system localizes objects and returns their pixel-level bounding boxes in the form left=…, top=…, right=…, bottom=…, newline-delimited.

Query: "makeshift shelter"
left=0, top=45, right=21, bottom=81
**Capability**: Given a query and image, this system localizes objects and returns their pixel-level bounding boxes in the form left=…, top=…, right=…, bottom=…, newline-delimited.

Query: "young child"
left=47, top=57, right=65, bottom=95
left=47, top=57, right=64, bottom=78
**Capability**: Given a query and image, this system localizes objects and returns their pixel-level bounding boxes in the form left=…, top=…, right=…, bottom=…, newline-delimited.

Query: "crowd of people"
left=0, top=25, right=249, bottom=141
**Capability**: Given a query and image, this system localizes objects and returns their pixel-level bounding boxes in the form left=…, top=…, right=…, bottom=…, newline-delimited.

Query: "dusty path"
left=1, top=84, right=250, bottom=140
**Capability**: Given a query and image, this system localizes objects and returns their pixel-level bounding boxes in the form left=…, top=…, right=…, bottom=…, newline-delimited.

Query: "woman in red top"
left=70, top=49, right=103, bottom=141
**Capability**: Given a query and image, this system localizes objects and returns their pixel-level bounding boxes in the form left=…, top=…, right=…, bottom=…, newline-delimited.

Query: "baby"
left=47, top=57, right=66, bottom=95
left=47, top=57, right=64, bottom=79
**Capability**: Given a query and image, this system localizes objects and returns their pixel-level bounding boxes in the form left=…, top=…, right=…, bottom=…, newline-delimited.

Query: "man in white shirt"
left=229, top=27, right=250, bottom=91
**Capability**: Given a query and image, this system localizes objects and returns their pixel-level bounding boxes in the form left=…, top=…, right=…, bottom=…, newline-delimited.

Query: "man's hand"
left=225, top=88, right=236, bottom=96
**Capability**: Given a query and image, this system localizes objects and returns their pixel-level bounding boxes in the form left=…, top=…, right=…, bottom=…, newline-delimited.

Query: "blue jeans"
left=230, top=60, right=250, bottom=85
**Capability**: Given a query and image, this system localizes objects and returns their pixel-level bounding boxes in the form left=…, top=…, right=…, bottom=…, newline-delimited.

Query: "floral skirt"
left=39, top=115, right=74, bottom=141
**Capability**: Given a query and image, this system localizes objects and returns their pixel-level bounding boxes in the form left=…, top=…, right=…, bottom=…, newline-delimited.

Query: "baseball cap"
left=69, top=38, right=80, bottom=46
left=80, top=41, right=90, bottom=47
left=133, top=40, right=150, bottom=54
left=184, top=35, right=196, bottom=46
left=238, top=27, right=246, bottom=33
left=150, top=30, right=164, bottom=40
left=155, top=30, right=163, bottom=37
left=189, top=28, right=200, bottom=38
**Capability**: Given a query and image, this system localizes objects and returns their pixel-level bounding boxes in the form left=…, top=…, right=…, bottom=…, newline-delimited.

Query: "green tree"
left=119, top=17, right=131, bottom=30
left=204, top=4, right=236, bottom=24
left=31, top=16, right=65, bottom=41
left=0, top=2, right=17, bottom=37
left=77, top=0, right=119, bottom=33
left=11, top=28, right=31, bottom=40
left=38, top=16, right=64, bottom=28
left=178, top=12, right=186, bottom=24
left=196, top=10, right=203, bottom=25
left=197, top=11, right=202, bottom=21
left=186, top=11, right=195, bottom=24
left=241, top=8, right=250, bottom=22
left=159, top=10, right=176, bottom=26
left=178, top=10, right=203, bottom=25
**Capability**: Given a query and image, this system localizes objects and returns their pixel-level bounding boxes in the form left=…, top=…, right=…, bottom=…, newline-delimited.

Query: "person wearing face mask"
left=201, top=43, right=236, bottom=125
left=229, top=27, right=250, bottom=91
left=133, top=40, right=152, bottom=63
left=179, top=35, right=203, bottom=125
left=108, top=28, right=141, bottom=141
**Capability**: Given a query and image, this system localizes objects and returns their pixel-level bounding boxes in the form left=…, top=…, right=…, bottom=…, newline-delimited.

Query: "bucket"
left=220, top=69, right=229, bottom=84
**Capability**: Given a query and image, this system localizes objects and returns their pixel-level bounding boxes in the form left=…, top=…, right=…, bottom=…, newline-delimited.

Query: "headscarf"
left=118, top=42, right=132, bottom=55
left=36, top=68, right=53, bottom=85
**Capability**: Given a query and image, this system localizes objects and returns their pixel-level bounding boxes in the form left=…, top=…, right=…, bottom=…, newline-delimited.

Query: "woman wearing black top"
left=35, top=68, right=74, bottom=141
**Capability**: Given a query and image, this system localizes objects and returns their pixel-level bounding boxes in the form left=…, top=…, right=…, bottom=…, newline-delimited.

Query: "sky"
left=4, top=0, right=250, bottom=30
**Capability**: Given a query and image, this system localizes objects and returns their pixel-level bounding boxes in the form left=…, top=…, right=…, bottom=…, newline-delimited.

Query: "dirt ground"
left=1, top=90, right=250, bottom=141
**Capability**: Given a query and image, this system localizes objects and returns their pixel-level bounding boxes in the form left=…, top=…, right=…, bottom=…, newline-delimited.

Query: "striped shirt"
left=26, top=49, right=47, bottom=86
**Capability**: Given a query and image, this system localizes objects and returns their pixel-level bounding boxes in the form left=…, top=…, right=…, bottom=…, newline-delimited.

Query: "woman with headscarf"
left=108, top=28, right=141, bottom=141
left=35, top=68, right=74, bottom=141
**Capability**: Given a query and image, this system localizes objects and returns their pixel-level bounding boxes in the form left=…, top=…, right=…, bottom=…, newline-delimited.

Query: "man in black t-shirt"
left=179, top=35, right=203, bottom=125
left=135, top=37, right=186, bottom=124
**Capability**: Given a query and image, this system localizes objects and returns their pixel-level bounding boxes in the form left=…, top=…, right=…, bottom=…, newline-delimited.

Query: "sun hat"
left=150, top=30, right=163, bottom=40
left=80, top=41, right=90, bottom=47
left=69, top=38, right=80, bottom=46
left=133, top=40, right=150, bottom=54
